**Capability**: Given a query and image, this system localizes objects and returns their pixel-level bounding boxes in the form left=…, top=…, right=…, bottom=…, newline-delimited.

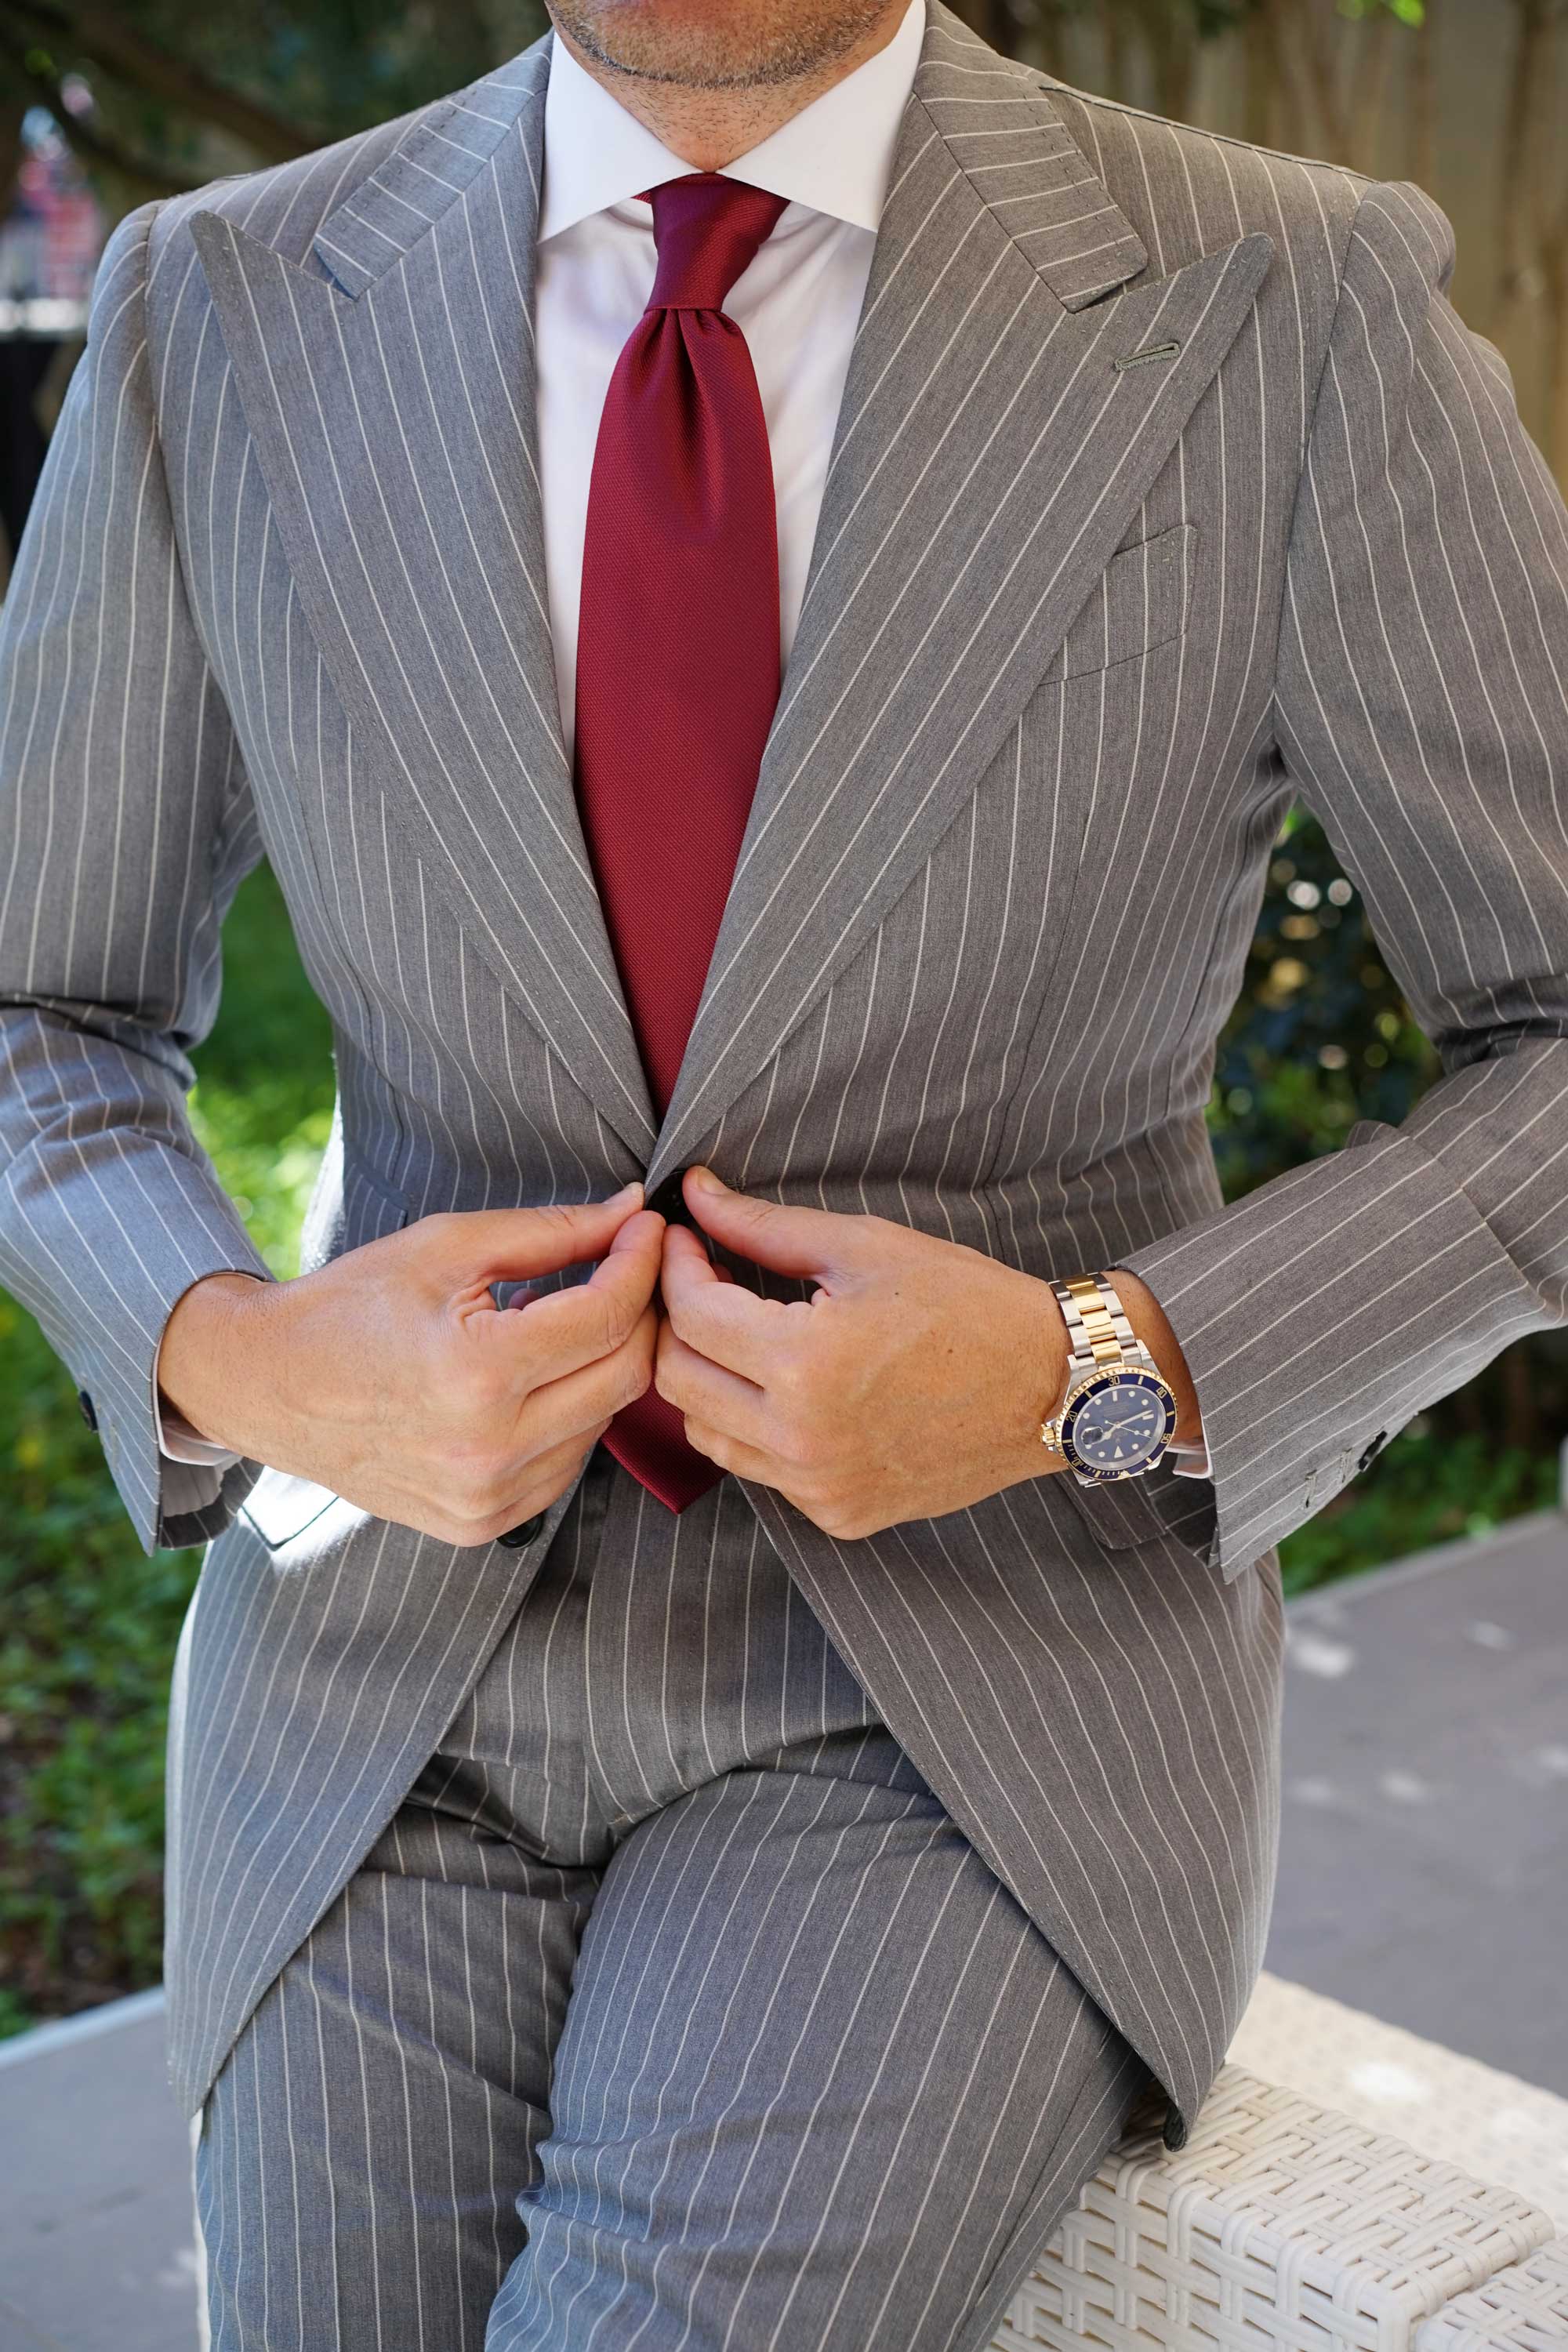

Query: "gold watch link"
left=1040, top=1272, right=1174, bottom=1480
left=1053, top=1274, right=1141, bottom=1369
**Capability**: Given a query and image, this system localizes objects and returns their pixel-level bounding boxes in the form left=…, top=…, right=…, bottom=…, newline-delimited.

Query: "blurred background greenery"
left=2, top=0, right=1566, bottom=2031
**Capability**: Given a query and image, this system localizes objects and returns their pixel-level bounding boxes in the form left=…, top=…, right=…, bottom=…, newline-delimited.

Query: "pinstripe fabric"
left=2, top=0, right=1566, bottom=2161
left=195, top=1445, right=1152, bottom=2350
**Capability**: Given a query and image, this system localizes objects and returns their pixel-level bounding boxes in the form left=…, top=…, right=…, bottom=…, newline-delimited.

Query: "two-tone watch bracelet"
left=1040, top=1272, right=1139, bottom=1451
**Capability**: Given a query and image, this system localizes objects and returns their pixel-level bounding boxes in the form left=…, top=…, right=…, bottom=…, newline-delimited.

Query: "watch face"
left=1063, top=1370, right=1176, bottom=1477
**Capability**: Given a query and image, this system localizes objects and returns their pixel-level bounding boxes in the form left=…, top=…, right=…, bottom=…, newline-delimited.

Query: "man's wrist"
left=1029, top=1267, right=1206, bottom=1479
left=1022, top=1275, right=1073, bottom=1475
left=1102, top=1265, right=1203, bottom=1450
left=158, top=1271, right=277, bottom=1456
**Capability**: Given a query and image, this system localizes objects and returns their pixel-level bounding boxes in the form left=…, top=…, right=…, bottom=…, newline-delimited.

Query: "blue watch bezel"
left=1060, top=1365, right=1178, bottom=1481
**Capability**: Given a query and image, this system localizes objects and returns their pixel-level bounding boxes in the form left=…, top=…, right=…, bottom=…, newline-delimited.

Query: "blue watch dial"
left=1063, top=1370, right=1176, bottom=1476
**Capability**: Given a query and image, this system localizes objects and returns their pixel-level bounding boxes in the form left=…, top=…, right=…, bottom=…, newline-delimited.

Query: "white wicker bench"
left=993, top=2063, right=1568, bottom=2352
left=1417, top=2242, right=1568, bottom=2351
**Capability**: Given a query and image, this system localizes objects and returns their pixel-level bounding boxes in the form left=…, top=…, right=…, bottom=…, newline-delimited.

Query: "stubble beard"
left=546, top=0, right=899, bottom=91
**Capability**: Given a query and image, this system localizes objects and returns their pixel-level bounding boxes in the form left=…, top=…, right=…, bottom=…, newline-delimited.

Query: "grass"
left=1, top=855, right=1561, bottom=2036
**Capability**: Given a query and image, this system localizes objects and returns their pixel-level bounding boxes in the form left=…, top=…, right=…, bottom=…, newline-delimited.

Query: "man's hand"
left=158, top=1185, right=664, bottom=1546
left=654, top=1167, right=1076, bottom=1541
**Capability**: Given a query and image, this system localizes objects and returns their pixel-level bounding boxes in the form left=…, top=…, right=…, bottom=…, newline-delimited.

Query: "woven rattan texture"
left=990, top=2065, right=1556, bottom=2352
left=1230, top=1976, right=1568, bottom=2232
left=1414, top=2241, right=1568, bottom=2351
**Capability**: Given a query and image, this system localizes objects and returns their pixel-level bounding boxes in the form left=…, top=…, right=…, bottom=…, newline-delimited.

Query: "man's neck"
left=546, top=4, right=911, bottom=173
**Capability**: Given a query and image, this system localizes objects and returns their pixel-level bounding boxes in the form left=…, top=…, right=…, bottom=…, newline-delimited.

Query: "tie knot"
left=641, top=173, right=788, bottom=313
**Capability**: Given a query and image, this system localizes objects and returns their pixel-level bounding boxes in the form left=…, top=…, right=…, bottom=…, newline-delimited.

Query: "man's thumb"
left=681, top=1167, right=842, bottom=1279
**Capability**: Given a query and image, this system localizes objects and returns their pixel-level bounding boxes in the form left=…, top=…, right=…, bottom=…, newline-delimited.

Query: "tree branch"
left=0, top=85, right=24, bottom=198
left=0, top=24, right=194, bottom=199
left=3, top=0, right=324, bottom=162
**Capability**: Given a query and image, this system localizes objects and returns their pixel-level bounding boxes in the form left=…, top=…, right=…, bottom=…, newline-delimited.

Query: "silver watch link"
left=1040, top=1272, right=1178, bottom=1485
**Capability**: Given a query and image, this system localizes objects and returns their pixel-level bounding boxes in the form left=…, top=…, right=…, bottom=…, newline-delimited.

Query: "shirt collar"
left=539, top=0, right=926, bottom=243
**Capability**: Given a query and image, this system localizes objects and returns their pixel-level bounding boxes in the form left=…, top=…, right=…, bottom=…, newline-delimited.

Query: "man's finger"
left=654, top=1319, right=771, bottom=1448
left=481, top=1210, right=664, bottom=1386
left=658, top=1223, right=800, bottom=1383
left=515, top=1300, right=658, bottom=1455
left=681, top=1167, right=858, bottom=1283
left=681, top=1417, right=779, bottom=1486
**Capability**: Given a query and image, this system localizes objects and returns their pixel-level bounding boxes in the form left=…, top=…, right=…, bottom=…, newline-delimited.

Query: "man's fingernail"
left=608, top=1180, right=643, bottom=1204
left=688, top=1166, right=724, bottom=1193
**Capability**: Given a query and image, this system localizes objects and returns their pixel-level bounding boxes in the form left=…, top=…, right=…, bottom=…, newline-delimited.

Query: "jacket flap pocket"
left=1052, top=521, right=1195, bottom=681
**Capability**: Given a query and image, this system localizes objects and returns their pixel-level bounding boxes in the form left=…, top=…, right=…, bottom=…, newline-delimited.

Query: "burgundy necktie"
left=574, top=172, right=788, bottom=1512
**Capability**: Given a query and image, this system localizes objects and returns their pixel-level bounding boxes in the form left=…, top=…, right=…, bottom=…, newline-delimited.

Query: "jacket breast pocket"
left=1049, top=521, right=1195, bottom=682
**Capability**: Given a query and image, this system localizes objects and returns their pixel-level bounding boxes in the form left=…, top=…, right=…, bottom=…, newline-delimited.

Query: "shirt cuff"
left=1165, top=1436, right=1212, bottom=1480
left=154, top=1272, right=265, bottom=1467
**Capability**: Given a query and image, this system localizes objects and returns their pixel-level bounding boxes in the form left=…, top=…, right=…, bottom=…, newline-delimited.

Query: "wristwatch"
left=1040, top=1272, right=1178, bottom=1485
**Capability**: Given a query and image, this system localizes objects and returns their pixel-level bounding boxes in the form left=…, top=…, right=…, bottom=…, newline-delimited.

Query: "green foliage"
left=0, top=1344, right=201, bottom=2024
left=1338, top=0, right=1425, bottom=23
left=1207, top=804, right=1439, bottom=1192
left=185, top=860, right=337, bottom=1278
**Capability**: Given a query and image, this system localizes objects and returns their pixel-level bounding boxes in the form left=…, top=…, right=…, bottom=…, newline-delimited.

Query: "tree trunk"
left=0, top=27, right=194, bottom=198
left=0, top=89, right=24, bottom=202
left=1242, top=11, right=1280, bottom=150
left=1543, top=139, right=1568, bottom=477
left=1036, top=0, right=1067, bottom=78
left=1409, top=0, right=1438, bottom=191
left=1104, top=2, right=1130, bottom=104
left=4, top=0, right=321, bottom=162
left=1348, top=9, right=1394, bottom=175
left=1278, top=0, right=1349, bottom=162
left=1497, top=0, right=1549, bottom=340
left=1502, top=1341, right=1542, bottom=1451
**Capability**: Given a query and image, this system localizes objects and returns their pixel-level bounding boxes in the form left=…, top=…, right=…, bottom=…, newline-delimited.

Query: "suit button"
left=1356, top=1429, right=1389, bottom=1474
left=644, top=1166, right=699, bottom=1231
left=496, top=1512, right=546, bottom=1551
left=77, top=1388, right=97, bottom=1432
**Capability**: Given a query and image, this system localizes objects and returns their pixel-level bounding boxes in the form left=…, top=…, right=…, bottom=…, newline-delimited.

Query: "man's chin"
left=546, top=0, right=885, bottom=93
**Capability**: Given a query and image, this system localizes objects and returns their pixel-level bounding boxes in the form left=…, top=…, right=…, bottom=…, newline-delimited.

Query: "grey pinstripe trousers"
left=193, top=1447, right=1152, bottom=2351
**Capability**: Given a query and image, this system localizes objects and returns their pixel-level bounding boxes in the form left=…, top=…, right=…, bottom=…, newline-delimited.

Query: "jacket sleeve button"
left=77, top=1388, right=98, bottom=1432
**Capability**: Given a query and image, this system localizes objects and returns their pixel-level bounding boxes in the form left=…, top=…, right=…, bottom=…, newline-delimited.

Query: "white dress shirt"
left=535, top=0, right=924, bottom=764
left=156, top=2, right=1210, bottom=1483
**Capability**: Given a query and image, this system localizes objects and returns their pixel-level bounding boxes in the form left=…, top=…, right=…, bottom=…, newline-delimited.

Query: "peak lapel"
left=188, top=38, right=659, bottom=1161
left=644, top=6, right=1272, bottom=1189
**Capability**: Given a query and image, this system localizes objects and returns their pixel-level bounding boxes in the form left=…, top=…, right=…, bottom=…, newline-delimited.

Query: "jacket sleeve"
left=1115, top=178, right=1568, bottom=1584
left=0, top=199, right=274, bottom=1555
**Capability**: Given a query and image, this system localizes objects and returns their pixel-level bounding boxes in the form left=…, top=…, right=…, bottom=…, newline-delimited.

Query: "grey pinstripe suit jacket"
left=4, top=0, right=1566, bottom=2149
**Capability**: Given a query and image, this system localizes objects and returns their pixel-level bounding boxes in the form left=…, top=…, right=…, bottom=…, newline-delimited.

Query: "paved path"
left=1269, top=1508, right=1568, bottom=2093
left=0, top=1993, right=194, bottom=2352
left=2, top=1508, right=1565, bottom=2349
